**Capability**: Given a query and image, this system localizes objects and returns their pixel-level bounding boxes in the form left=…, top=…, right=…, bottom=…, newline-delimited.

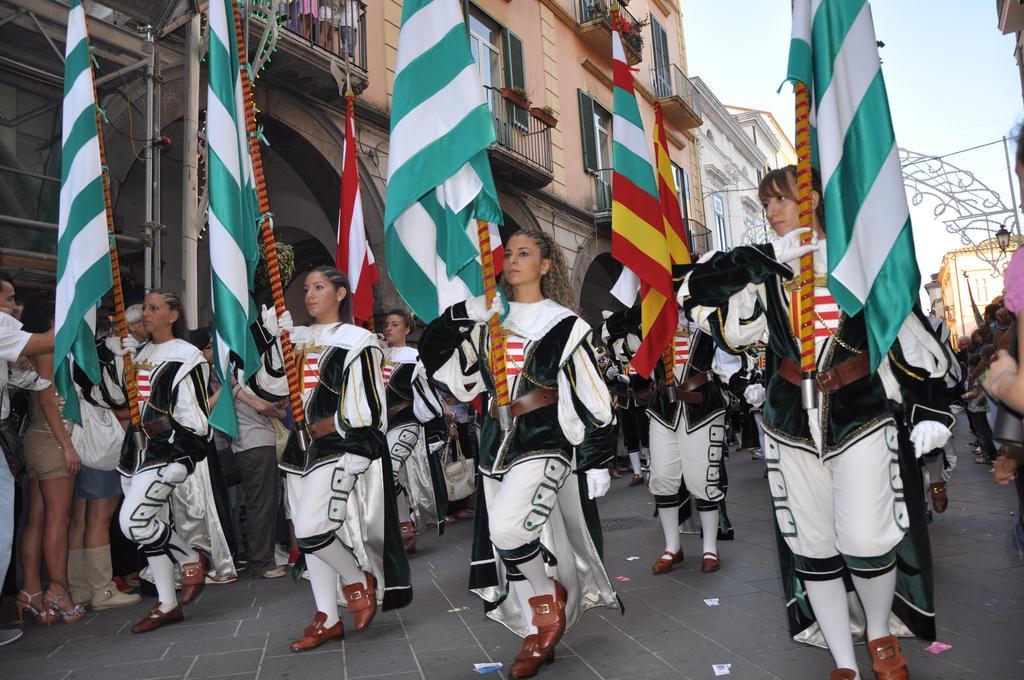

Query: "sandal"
left=15, top=590, right=55, bottom=625
left=44, top=584, right=86, bottom=624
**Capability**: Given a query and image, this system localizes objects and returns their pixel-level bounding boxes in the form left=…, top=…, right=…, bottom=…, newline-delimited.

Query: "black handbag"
left=0, top=385, right=30, bottom=477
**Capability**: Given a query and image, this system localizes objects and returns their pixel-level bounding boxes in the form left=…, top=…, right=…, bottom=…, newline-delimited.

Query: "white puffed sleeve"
left=557, top=320, right=613, bottom=445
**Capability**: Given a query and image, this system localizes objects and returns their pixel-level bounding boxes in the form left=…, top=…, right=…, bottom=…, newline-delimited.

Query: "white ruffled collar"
left=504, top=299, right=575, bottom=341
left=387, top=346, right=419, bottom=364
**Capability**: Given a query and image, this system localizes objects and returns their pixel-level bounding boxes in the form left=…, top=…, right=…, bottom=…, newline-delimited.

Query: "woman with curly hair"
left=419, top=229, right=617, bottom=679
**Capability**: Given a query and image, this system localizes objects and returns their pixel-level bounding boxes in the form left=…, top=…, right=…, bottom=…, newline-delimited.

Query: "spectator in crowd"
left=66, top=316, right=142, bottom=612
left=16, top=291, right=84, bottom=625
left=0, top=273, right=54, bottom=645
left=964, top=350, right=998, bottom=465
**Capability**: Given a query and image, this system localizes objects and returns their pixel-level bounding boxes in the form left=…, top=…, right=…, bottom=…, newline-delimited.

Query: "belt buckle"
left=815, top=369, right=837, bottom=394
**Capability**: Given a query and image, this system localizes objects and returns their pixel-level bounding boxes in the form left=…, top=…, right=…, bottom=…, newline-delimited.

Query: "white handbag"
left=442, top=438, right=476, bottom=501
left=70, top=399, right=124, bottom=471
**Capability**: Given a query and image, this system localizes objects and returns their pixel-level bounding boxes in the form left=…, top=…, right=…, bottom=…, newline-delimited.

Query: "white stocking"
left=698, top=509, right=719, bottom=555
left=852, top=570, right=896, bottom=642
left=628, top=450, right=642, bottom=476
left=517, top=554, right=554, bottom=598
left=315, top=539, right=366, bottom=586
left=307, top=553, right=341, bottom=627
left=659, top=506, right=681, bottom=555
left=148, top=554, right=178, bottom=612
left=804, top=578, right=859, bottom=676
left=511, top=579, right=539, bottom=635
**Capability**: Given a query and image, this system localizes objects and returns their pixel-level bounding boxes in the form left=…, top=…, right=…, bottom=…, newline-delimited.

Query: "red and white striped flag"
left=337, top=90, right=378, bottom=324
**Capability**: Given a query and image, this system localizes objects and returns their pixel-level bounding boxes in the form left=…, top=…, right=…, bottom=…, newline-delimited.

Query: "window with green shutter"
left=503, top=30, right=528, bottom=129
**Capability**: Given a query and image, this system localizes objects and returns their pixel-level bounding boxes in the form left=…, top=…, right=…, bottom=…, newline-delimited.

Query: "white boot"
left=86, top=546, right=141, bottom=610
left=67, top=548, right=91, bottom=605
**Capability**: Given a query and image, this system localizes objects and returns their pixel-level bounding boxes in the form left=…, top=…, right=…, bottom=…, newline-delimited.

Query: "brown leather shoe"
left=530, top=579, right=567, bottom=652
left=830, top=670, right=857, bottom=680
left=509, top=634, right=556, bottom=678
left=701, top=551, right=721, bottom=573
left=929, top=482, right=948, bottom=513
left=651, top=550, right=683, bottom=574
left=400, top=521, right=417, bottom=555
left=131, top=603, right=183, bottom=633
left=179, top=553, right=208, bottom=605
left=628, top=474, right=644, bottom=487
left=289, top=611, right=344, bottom=651
left=342, top=571, right=378, bottom=631
left=868, top=635, right=908, bottom=680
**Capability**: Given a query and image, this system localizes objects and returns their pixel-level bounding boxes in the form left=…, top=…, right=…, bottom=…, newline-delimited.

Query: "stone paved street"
left=2, top=421, right=1022, bottom=680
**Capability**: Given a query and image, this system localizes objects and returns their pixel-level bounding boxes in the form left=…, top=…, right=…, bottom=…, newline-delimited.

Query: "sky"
left=680, top=0, right=1023, bottom=291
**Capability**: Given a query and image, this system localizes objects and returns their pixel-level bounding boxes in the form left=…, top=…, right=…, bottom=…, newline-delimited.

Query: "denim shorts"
left=75, top=465, right=123, bottom=500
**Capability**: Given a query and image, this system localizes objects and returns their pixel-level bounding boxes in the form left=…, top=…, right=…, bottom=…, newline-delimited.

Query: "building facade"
left=936, top=242, right=1010, bottom=343
left=0, top=0, right=707, bottom=328
left=690, top=77, right=769, bottom=250
left=997, top=0, right=1024, bottom=106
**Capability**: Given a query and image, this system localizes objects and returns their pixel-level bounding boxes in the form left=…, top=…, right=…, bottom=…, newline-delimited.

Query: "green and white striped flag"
left=206, top=0, right=261, bottom=437
left=789, top=0, right=919, bottom=368
left=55, top=0, right=113, bottom=424
left=384, top=0, right=504, bottom=322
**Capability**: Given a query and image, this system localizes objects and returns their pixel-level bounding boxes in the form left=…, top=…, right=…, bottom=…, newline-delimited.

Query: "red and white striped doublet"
left=504, top=336, right=526, bottom=378
left=790, top=288, right=840, bottom=341
left=302, top=351, right=323, bottom=393
left=382, top=361, right=394, bottom=387
left=674, top=334, right=689, bottom=366
left=136, top=367, right=152, bottom=403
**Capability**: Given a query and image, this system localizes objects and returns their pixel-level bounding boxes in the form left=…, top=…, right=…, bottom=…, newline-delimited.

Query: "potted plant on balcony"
left=530, top=105, right=558, bottom=128
left=500, top=86, right=530, bottom=110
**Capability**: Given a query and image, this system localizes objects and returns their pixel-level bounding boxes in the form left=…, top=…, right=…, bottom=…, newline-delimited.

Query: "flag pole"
left=476, top=220, right=512, bottom=430
left=91, top=29, right=144, bottom=451
left=794, top=81, right=817, bottom=410
left=231, top=0, right=309, bottom=450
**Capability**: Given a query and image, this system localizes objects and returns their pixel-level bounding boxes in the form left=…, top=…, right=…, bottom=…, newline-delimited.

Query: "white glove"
left=910, top=420, right=952, bottom=458
left=465, top=294, right=506, bottom=323
left=261, top=304, right=281, bottom=337
left=606, top=365, right=621, bottom=380
left=770, top=228, right=816, bottom=269
left=277, top=310, right=295, bottom=335
left=105, top=335, right=130, bottom=357
left=617, top=373, right=630, bottom=384
left=340, top=452, right=372, bottom=476
left=585, top=468, right=611, bottom=500
left=743, top=383, right=765, bottom=408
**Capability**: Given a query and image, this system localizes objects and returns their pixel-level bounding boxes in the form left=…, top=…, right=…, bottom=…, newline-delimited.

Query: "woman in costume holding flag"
left=275, top=266, right=411, bottom=652
left=116, top=289, right=212, bottom=634
left=680, top=166, right=952, bottom=680
left=380, top=308, right=449, bottom=555
left=419, top=229, right=617, bottom=679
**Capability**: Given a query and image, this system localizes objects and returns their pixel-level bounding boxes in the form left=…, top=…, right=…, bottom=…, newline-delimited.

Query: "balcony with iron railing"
left=575, top=0, right=643, bottom=65
left=650, top=64, right=702, bottom=130
left=685, top=219, right=712, bottom=257
left=245, top=0, right=368, bottom=101
left=484, top=87, right=555, bottom=190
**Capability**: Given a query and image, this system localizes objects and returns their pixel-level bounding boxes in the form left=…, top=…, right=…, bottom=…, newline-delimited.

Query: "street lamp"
left=996, top=225, right=1012, bottom=252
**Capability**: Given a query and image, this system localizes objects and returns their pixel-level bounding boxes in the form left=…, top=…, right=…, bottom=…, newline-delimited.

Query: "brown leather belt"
left=386, top=400, right=413, bottom=422
left=307, top=417, right=337, bottom=441
left=143, top=415, right=173, bottom=438
left=778, top=354, right=870, bottom=395
left=660, top=371, right=708, bottom=404
left=488, top=388, right=558, bottom=420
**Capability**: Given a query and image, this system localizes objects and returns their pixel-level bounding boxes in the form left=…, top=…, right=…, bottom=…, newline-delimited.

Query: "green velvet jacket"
left=682, top=244, right=954, bottom=457
left=420, top=301, right=613, bottom=478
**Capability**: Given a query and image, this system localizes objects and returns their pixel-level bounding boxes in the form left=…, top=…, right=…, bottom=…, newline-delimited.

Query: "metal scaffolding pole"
left=181, top=11, right=201, bottom=327
left=153, top=42, right=163, bottom=289
left=142, top=27, right=154, bottom=290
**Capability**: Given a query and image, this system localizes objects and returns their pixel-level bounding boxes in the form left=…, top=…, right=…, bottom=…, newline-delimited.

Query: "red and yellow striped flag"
left=653, top=103, right=691, bottom=266
left=610, top=23, right=675, bottom=377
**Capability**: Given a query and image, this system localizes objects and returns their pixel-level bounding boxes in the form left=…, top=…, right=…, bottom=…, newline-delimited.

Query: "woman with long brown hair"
left=275, top=266, right=411, bottom=652
left=419, top=229, right=617, bottom=679
left=681, top=165, right=953, bottom=680
left=16, top=291, right=83, bottom=625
